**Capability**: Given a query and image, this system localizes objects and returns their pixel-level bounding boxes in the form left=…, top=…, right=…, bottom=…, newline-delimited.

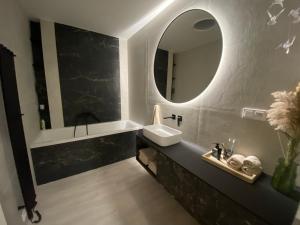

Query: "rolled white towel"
left=139, top=153, right=148, bottom=165
left=148, top=161, right=157, bottom=175
left=139, top=148, right=156, bottom=165
left=227, top=154, right=245, bottom=170
left=242, top=156, right=262, bottom=176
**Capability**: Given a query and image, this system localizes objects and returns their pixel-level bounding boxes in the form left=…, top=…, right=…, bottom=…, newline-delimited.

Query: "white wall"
left=0, top=0, right=40, bottom=223
left=0, top=203, right=7, bottom=225
left=0, top=4, right=40, bottom=147
left=173, top=40, right=222, bottom=102
left=128, top=0, right=300, bottom=175
left=41, top=21, right=65, bottom=128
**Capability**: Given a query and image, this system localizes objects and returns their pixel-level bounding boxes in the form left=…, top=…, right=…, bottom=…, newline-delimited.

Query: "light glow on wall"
left=120, top=0, right=175, bottom=39
left=148, top=5, right=229, bottom=108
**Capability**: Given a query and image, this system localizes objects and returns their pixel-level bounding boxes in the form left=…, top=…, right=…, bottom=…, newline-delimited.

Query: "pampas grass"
left=267, top=82, right=300, bottom=165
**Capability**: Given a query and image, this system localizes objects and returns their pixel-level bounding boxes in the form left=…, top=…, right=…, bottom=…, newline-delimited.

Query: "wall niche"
left=30, top=21, right=52, bottom=129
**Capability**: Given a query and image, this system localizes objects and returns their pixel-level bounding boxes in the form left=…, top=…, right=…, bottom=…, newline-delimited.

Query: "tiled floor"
left=36, top=158, right=199, bottom=225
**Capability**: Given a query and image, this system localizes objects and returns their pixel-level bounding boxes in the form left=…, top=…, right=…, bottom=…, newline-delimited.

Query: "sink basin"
left=143, top=124, right=183, bottom=146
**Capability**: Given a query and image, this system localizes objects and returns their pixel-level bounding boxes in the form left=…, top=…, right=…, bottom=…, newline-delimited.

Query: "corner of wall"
left=0, top=0, right=38, bottom=222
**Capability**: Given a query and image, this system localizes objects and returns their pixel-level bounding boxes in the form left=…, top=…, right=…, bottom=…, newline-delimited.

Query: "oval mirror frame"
left=153, top=9, right=223, bottom=103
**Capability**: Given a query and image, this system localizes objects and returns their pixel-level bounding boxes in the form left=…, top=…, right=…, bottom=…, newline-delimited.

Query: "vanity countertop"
left=137, top=131, right=299, bottom=225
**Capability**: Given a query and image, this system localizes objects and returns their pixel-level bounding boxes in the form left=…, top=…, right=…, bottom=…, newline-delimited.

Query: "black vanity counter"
left=136, top=131, right=298, bottom=225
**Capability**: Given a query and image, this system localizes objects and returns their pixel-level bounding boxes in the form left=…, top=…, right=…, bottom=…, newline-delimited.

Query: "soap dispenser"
left=212, top=143, right=223, bottom=160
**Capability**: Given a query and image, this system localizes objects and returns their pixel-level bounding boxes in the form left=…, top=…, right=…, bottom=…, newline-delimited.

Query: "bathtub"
left=31, top=120, right=143, bottom=185
left=31, top=120, right=142, bottom=148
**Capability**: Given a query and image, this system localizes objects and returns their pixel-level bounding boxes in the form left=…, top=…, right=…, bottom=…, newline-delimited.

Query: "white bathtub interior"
left=31, top=120, right=142, bottom=148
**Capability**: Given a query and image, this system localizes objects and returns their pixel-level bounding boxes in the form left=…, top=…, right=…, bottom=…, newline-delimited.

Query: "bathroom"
left=0, top=0, right=300, bottom=224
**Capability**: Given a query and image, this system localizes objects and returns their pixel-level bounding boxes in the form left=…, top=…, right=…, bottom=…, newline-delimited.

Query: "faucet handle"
left=177, top=115, right=183, bottom=127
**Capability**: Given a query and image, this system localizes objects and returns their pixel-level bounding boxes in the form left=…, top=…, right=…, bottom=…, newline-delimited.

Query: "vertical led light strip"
left=120, top=0, right=175, bottom=39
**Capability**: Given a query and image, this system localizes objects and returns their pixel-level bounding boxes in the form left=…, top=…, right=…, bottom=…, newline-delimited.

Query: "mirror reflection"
left=154, top=9, right=223, bottom=103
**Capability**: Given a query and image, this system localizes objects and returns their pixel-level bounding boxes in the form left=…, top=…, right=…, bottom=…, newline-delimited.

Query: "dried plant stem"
left=277, top=131, right=286, bottom=158
left=284, top=138, right=299, bottom=166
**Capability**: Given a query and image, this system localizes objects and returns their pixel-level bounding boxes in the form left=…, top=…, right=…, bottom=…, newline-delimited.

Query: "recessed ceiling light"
left=193, top=19, right=216, bottom=31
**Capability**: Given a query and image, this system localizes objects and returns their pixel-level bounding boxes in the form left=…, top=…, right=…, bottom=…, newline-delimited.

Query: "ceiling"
left=17, top=0, right=172, bottom=39
left=158, top=9, right=222, bottom=53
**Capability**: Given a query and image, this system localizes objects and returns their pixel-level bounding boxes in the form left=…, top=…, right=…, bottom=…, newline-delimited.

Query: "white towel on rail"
left=152, top=105, right=161, bottom=125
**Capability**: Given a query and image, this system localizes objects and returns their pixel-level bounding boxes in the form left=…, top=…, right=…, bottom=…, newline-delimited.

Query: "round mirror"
left=154, top=9, right=223, bottom=103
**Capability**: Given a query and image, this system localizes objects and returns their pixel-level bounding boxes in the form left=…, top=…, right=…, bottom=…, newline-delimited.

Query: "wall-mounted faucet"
left=73, top=112, right=100, bottom=137
left=163, top=114, right=176, bottom=120
left=177, top=115, right=183, bottom=127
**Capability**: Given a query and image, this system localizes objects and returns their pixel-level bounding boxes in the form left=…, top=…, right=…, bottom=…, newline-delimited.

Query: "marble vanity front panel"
left=156, top=152, right=269, bottom=225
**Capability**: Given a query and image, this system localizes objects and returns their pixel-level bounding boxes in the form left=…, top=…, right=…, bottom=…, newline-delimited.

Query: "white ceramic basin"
left=143, top=124, right=183, bottom=146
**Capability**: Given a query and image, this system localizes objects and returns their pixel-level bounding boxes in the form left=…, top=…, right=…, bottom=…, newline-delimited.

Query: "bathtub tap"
left=73, top=112, right=101, bottom=137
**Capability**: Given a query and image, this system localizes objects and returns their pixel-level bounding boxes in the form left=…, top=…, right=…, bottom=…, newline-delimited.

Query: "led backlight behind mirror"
left=154, top=9, right=223, bottom=103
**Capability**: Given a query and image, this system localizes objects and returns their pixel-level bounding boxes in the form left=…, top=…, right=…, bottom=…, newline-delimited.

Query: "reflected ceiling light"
left=120, top=0, right=175, bottom=39
left=193, top=19, right=216, bottom=31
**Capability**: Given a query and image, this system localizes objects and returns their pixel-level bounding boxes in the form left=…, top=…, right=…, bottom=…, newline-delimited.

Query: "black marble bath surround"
left=55, top=23, right=121, bottom=127
left=31, top=131, right=136, bottom=185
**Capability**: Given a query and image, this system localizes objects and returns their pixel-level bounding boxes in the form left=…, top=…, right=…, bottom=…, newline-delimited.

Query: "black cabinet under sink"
left=136, top=131, right=298, bottom=225
left=156, top=152, right=268, bottom=225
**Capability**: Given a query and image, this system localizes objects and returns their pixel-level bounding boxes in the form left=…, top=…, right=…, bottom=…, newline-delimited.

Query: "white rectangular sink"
left=143, top=124, right=183, bottom=147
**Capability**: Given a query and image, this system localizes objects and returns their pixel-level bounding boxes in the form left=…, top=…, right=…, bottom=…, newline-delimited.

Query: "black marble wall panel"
left=30, top=21, right=51, bottom=129
left=154, top=49, right=169, bottom=98
left=156, top=152, right=269, bottom=225
left=31, top=131, right=136, bottom=185
left=55, top=23, right=121, bottom=127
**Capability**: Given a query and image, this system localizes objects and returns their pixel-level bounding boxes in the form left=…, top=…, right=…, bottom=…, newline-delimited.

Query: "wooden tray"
left=202, top=151, right=261, bottom=184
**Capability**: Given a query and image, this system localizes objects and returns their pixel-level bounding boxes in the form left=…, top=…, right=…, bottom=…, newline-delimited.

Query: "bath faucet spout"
left=163, top=114, right=176, bottom=120
left=73, top=112, right=101, bottom=137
